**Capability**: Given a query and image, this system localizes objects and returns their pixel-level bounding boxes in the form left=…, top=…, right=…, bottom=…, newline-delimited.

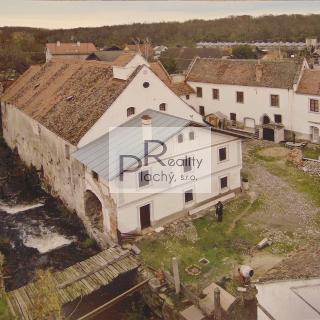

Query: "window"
left=184, top=189, right=194, bottom=203
left=92, top=171, right=98, bottom=181
left=127, top=107, right=135, bottom=117
left=177, top=134, right=184, bottom=143
left=138, top=170, right=150, bottom=188
left=220, top=176, right=228, bottom=190
left=186, top=94, right=190, bottom=100
left=271, top=94, right=279, bottom=107
left=274, top=114, right=282, bottom=124
left=212, top=88, right=219, bottom=100
left=183, top=157, right=192, bottom=173
left=199, top=106, right=205, bottom=116
left=263, top=115, right=270, bottom=125
left=236, top=91, right=244, bottom=103
left=310, top=99, right=319, bottom=113
left=196, top=87, right=203, bottom=98
left=218, top=147, right=227, bottom=162
left=143, top=82, right=150, bottom=88
left=230, top=113, right=237, bottom=121
left=159, top=103, right=166, bottom=111
left=189, top=131, right=195, bottom=140
left=65, top=144, right=70, bottom=160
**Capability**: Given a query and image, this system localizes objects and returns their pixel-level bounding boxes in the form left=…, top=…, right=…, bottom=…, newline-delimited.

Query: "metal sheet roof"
left=73, top=109, right=191, bottom=181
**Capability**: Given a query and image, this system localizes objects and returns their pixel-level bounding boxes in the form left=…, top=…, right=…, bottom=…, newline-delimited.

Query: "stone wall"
left=1, top=102, right=112, bottom=247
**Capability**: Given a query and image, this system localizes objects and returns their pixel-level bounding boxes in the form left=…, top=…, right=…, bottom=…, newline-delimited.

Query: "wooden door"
left=140, top=204, right=151, bottom=230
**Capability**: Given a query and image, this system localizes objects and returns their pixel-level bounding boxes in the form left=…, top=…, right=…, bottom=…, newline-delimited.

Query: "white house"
left=1, top=58, right=242, bottom=246
left=294, top=69, right=320, bottom=143
left=74, top=109, right=242, bottom=235
left=45, top=41, right=97, bottom=62
left=184, top=57, right=315, bottom=143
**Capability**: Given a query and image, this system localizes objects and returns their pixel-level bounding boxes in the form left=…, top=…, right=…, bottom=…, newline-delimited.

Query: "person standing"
left=215, top=201, right=224, bottom=222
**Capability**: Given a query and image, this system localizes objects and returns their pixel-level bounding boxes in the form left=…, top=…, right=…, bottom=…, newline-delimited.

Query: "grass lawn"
left=303, top=146, right=320, bottom=160
left=0, top=298, right=12, bottom=320
left=139, top=194, right=262, bottom=290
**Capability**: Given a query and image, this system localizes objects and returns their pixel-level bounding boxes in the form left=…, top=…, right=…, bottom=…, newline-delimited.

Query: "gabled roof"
left=46, top=42, right=97, bottom=55
left=86, top=51, right=124, bottom=62
left=161, top=47, right=223, bottom=72
left=112, top=52, right=138, bottom=67
left=150, top=61, right=194, bottom=96
left=296, top=69, right=320, bottom=96
left=187, top=58, right=302, bottom=89
left=1, top=60, right=134, bottom=145
left=73, top=109, right=193, bottom=180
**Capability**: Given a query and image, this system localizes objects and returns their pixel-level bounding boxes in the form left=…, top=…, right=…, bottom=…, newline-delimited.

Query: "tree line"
left=1, top=14, right=320, bottom=73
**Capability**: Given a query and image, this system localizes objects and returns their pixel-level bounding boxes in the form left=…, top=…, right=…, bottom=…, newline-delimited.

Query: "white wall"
left=111, top=127, right=242, bottom=233
left=292, top=93, right=320, bottom=139
left=126, top=54, right=148, bottom=68
left=78, top=66, right=203, bottom=147
left=185, top=81, right=294, bottom=129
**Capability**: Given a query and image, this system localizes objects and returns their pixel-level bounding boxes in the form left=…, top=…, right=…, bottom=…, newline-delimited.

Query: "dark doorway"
left=84, top=190, right=103, bottom=232
left=263, top=128, right=275, bottom=141
left=140, top=204, right=151, bottom=230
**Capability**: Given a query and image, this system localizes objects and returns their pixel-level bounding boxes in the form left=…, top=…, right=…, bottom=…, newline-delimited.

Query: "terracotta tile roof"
left=1, top=60, right=132, bottom=145
left=187, top=58, right=302, bottom=89
left=112, top=52, right=137, bottom=67
left=296, top=69, right=320, bottom=96
left=150, top=61, right=194, bottom=96
left=46, top=42, right=97, bottom=55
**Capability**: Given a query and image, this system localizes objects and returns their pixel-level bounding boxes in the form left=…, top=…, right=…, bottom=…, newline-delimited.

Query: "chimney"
left=141, top=115, right=152, bottom=142
left=56, top=41, right=61, bottom=47
left=77, top=41, right=81, bottom=47
left=255, top=61, right=263, bottom=83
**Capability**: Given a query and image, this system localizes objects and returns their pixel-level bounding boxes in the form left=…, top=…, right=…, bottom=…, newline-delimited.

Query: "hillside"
left=0, top=14, right=320, bottom=74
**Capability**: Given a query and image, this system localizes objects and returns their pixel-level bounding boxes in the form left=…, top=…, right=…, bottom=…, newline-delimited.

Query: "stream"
left=0, top=137, right=155, bottom=319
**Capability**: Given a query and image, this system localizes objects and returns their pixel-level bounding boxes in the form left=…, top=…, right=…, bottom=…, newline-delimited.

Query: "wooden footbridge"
left=6, top=247, right=140, bottom=320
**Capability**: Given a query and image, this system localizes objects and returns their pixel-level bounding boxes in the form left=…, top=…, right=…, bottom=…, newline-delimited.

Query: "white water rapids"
left=0, top=201, right=76, bottom=254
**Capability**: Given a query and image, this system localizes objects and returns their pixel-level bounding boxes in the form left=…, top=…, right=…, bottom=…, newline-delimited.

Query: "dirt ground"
left=242, top=140, right=320, bottom=281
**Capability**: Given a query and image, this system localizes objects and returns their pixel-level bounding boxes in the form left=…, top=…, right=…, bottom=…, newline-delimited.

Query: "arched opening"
left=244, top=117, right=255, bottom=128
left=84, top=190, right=103, bottom=232
left=262, top=115, right=271, bottom=125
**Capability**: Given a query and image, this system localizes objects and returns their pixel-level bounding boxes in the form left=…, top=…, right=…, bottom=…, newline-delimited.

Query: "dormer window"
left=127, top=107, right=135, bottom=117
left=159, top=103, right=166, bottom=111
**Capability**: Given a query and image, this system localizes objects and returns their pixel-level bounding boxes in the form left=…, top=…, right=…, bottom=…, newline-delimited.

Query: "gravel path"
left=247, top=163, right=319, bottom=230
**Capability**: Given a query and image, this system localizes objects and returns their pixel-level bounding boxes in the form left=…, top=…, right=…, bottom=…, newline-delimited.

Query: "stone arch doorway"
left=84, top=190, right=104, bottom=232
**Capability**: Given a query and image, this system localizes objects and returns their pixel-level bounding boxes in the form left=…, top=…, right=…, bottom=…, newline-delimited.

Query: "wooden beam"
left=57, top=251, right=133, bottom=289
